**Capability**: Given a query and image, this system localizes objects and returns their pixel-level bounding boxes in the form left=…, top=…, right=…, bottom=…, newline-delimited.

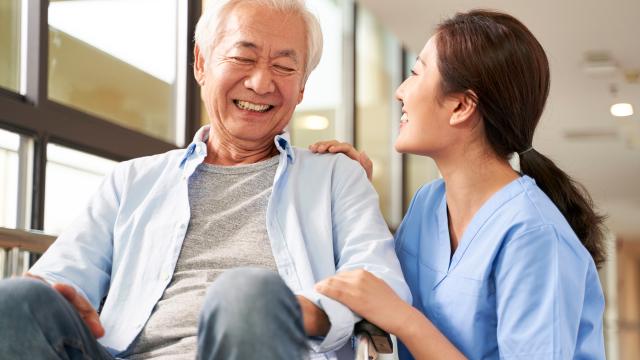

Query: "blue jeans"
left=0, top=268, right=308, bottom=359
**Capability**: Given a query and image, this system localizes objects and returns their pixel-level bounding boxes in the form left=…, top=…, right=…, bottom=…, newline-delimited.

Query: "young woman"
left=312, top=10, right=606, bottom=359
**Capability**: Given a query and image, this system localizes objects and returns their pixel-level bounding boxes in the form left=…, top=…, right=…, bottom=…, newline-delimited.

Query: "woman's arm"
left=315, top=269, right=466, bottom=360
left=493, top=226, right=605, bottom=358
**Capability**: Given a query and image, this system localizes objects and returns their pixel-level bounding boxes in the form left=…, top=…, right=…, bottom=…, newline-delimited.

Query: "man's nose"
left=244, top=65, right=275, bottom=95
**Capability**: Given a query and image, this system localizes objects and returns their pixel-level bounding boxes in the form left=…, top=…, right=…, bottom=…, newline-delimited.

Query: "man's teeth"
left=235, top=100, right=271, bottom=112
left=400, top=113, right=408, bottom=123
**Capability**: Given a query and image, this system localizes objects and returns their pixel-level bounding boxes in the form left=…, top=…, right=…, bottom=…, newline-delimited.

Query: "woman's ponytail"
left=436, top=10, right=607, bottom=267
left=520, top=150, right=606, bottom=267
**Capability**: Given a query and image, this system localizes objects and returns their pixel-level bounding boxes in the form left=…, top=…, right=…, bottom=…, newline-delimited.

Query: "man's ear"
left=193, top=44, right=205, bottom=86
left=297, top=86, right=305, bottom=104
left=449, top=90, right=478, bottom=126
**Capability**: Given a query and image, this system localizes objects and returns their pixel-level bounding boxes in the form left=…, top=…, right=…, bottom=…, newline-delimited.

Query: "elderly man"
left=0, top=0, right=409, bottom=359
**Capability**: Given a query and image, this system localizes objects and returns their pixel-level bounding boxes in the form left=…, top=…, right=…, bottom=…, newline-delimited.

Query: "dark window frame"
left=0, top=0, right=202, bottom=230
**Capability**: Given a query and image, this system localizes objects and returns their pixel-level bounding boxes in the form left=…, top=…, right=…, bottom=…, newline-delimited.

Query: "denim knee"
left=0, top=278, right=59, bottom=313
left=207, top=268, right=288, bottom=302
left=200, top=268, right=297, bottom=333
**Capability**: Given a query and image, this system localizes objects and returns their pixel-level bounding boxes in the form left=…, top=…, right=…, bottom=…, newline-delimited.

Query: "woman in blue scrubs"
left=312, top=10, right=606, bottom=359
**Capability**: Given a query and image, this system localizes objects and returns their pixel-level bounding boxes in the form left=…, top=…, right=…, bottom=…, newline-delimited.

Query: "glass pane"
left=0, top=129, right=20, bottom=228
left=290, top=0, right=343, bottom=148
left=356, top=7, right=396, bottom=223
left=48, top=0, right=180, bottom=144
left=44, top=144, right=117, bottom=235
left=0, top=0, right=22, bottom=92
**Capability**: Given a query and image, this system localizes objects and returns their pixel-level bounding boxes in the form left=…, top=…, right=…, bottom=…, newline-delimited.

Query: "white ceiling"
left=359, top=0, right=640, bottom=239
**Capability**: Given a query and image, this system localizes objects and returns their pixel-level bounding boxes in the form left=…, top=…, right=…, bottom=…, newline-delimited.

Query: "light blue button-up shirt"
left=30, top=126, right=411, bottom=359
left=395, top=176, right=605, bottom=359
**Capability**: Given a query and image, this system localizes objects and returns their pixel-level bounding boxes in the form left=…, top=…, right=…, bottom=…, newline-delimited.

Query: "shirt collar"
left=274, top=132, right=295, bottom=162
left=179, top=125, right=295, bottom=176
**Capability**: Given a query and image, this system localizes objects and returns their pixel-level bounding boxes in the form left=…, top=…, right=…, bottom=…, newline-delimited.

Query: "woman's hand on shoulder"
left=309, top=140, right=372, bottom=181
left=315, top=269, right=411, bottom=335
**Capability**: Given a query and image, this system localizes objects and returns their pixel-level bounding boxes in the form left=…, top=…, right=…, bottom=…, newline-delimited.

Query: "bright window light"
left=48, top=0, right=177, bottom=83
left=610, top=103, right=634, bottom=117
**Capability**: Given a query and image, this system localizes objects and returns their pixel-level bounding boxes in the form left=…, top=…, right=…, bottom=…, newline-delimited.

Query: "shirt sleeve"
left=295, top=288, right=360, bottom=352
left=28, top=162, right=126, bottom=310
left=302, top=155, right=411, bottom=352
left=494, top=224, right=604, bottom=359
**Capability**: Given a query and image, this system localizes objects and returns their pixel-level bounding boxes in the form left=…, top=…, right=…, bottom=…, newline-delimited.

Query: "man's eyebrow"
left=274, top=49, right=299, bottom=64
left=232, top=41, right=299, bottom=64
left=233, top=41, right=258, bottom=50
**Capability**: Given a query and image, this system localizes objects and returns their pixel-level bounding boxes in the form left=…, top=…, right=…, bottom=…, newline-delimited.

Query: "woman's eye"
left=410, top=70, right=418, bottom=76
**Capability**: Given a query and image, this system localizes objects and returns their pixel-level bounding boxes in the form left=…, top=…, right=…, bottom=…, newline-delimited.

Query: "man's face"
left=195, top=3, right=307, bottom=148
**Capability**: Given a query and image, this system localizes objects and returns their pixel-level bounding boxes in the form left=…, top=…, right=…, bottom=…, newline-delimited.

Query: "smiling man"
left=0, top=1, right=410, bottom=360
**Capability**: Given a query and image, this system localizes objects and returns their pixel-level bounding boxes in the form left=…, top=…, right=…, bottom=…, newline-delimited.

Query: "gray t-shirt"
left=124, top=156, right=279, bottom=359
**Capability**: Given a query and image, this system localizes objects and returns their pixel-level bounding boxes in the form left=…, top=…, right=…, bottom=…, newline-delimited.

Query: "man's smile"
left=233, top=99, right=274, bottom=112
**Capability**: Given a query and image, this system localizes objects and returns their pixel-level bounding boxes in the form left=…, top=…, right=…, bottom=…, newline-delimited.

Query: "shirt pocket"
left=432, top=275, right=496, bottom=326
left=428, top=275, right=498, bottom=356
left=438, top=275, right=487, bottom=298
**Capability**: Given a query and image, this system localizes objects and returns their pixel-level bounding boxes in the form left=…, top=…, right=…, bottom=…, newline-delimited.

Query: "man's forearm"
left=296, top=295, right=330, bottom=336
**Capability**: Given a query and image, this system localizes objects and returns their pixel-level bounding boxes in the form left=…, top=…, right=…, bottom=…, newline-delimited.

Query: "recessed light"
left=297, top=115, right=329, bottom=130
left=610, top=103, right=634, bottom=117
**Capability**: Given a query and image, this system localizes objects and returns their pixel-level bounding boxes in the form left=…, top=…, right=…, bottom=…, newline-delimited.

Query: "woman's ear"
left=449, top=90, right=478, bottom=126
left=193, top=44, right=206, bottom=86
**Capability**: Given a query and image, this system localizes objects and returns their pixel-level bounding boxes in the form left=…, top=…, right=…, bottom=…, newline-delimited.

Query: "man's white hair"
left=194, top=0, right=323, bottom=82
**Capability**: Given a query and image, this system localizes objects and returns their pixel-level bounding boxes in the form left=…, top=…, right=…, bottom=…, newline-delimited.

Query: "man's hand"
left=296, top=295, right=330, bottom=337
left=309, top=140, right=373, bottom=181
left=25, top=273, right=105, bottom=338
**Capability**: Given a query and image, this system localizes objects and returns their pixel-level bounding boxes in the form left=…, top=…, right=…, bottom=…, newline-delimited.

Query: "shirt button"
left=159, top=270, right=172, bottom=281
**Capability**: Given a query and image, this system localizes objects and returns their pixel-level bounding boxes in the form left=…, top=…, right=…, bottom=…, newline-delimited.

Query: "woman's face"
left=394, top=36, right=460, bottom=157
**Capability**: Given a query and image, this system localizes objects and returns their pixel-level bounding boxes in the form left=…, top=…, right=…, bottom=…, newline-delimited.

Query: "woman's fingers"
left=316, top=269, right=408, bottom=334
left=358, top=151, right=373, bottom=180
left=315, top=270, right=371, bottom=304
left=309, top=141, right=373, bottom=180
left=309, top=140, right=341, bottom=153
left=309, top=141, right=357, bottom=157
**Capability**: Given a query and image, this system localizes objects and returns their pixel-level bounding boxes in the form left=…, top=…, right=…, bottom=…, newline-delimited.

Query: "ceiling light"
left=610, top=103, right=634, bottom=117
left=298, top=115, right=329, bottom=130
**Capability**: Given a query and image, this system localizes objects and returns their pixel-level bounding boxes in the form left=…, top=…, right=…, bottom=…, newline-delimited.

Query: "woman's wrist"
left=390, top=302, right=423, bottom=340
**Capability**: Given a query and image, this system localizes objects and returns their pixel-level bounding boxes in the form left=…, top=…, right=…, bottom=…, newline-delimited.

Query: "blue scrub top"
left=395, top=176, right=605, bottom=359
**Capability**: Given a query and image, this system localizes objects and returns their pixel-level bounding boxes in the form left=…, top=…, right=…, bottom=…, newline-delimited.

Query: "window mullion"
left=24, top=0, right=48, bottom=107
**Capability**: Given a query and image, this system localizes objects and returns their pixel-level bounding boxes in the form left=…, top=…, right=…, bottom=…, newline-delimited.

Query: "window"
left=47, top=0, right=183, bottom=145
left=0, top=0, right=22, bottom=93
left=355, top=6, right=401, bottom=225
left=290, top=0, right=345, bottom=148
left=44, top=143, right=117, bottom=235
left=0, top=129, right=20, bottom=228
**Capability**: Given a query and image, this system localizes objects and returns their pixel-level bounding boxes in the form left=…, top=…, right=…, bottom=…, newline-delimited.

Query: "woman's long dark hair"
left=435, top=10, right=606, bottom=267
